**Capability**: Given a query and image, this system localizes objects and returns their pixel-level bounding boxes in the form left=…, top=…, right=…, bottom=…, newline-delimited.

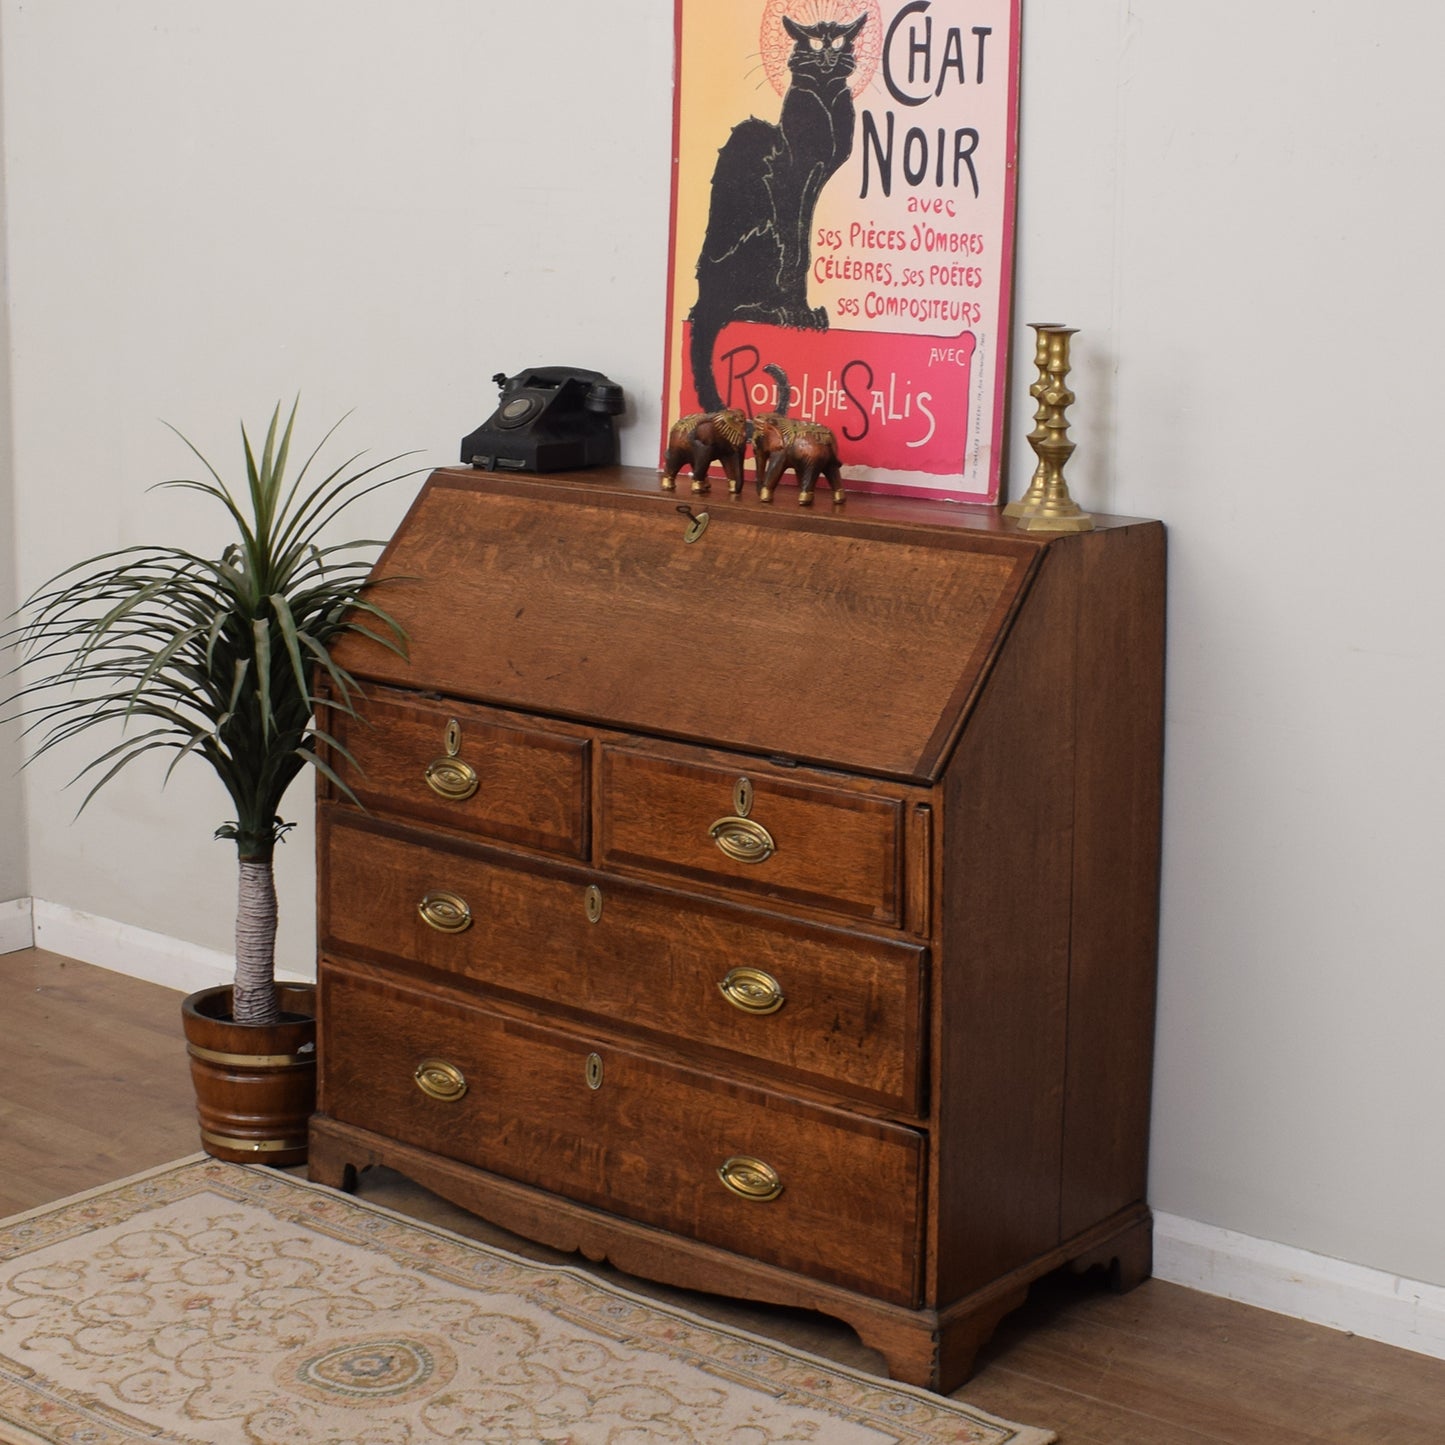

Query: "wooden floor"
left=4, top=948, right=1444, bottom=1443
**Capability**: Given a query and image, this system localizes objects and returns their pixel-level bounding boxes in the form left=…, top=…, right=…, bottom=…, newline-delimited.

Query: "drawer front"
left=319, top=965, right=925, bottom=1304
left=321, top=810, right=926, bottom=1113
left=326, top=690, right=588, bottom=857
left=599, top=748, right=905, bottom=925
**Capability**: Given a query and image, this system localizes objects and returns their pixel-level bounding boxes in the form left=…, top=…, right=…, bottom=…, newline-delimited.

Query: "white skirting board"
left=18, top=898, right=312, bottom=994
left=0, top=898, right=34, bottom=955
left=5, top=896, right=1444, bottom=1362
left=1153, top=1212, right=1445, bottom=1362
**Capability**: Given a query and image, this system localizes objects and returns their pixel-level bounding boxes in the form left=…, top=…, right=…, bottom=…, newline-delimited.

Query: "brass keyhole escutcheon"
left=414, top=1059, right=467, bottom=1103
left=733, top=777, right=753, bottom=818
left=718, top=966, right=785, bottom=1016
left=584, top=885, right=603, bottom=924
left=418, top=890, right=473, bottom=934
left=585, top=1052, right=604, bottom=1090
left=425, top=718, right=479, bottom=801
left=718, top=1156, right=784, bottom=1202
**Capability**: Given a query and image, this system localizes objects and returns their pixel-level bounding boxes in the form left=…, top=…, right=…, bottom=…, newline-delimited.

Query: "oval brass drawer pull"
left=414, top=1059, right=467, bottom=1102
left=418, top=890, right=473, bottom=934
left=718, top=967, right=785, bottom=1015
left=708, top=816, right=775, bottom=865
left=424, top=756, right=479, bottom=801
left=718, top=1155, right=784, bottom=1202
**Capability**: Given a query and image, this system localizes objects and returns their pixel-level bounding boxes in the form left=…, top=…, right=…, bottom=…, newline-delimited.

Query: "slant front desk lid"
left=336, top=467, right=1061, bottom=783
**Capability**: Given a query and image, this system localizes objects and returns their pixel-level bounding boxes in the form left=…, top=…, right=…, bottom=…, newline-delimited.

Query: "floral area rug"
left=0, top=1156, right=1054, bottom=1444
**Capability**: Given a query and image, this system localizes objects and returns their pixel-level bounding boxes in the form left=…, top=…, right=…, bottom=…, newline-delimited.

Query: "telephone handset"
left=461, top=366, right=626, bottom=473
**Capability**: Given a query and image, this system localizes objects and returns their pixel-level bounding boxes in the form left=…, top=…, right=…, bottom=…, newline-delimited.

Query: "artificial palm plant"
left=4, top=402, right=414, bottom=1026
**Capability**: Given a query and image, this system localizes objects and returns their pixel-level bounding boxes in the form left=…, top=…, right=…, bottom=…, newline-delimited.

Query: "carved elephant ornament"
left=660, top=408, right=749, bottom=495
left=753, top=416, right=845, bottom=506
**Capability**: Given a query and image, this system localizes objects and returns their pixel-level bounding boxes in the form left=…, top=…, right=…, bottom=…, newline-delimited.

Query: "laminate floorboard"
left=0, top=949, right=198, bottom=1215
left=3, top=948, right=1444, bottom=1442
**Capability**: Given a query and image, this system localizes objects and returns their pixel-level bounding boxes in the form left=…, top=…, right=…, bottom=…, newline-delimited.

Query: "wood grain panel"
left=599, top=746, right=906, bottom=925
left=933, top=542, right=1076, bottom=1301
left=324, top=688, right=589, bottom=858
left=330, top=469, right=1036, bottom=781
left=1059, top=521, right=1166, bottom=1235
left=320, top=808, right=927, bottom=1112
left=318, top=963, right=926, bottom=1303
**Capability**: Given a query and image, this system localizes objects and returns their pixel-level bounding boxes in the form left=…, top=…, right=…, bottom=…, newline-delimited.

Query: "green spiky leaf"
left=2, top=402, right=420, bottom=855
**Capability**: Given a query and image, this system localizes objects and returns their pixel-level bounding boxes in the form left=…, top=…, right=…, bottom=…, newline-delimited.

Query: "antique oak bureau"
left=308, top=464, right=1165, bottom=1391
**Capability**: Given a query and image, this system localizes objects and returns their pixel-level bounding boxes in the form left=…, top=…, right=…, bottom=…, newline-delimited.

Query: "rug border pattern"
left=0, top=1157, right=1055, bottom=1445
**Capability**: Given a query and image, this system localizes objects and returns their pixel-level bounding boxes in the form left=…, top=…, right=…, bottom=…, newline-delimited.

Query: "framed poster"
left=661, top=0, right=1022, bottom=503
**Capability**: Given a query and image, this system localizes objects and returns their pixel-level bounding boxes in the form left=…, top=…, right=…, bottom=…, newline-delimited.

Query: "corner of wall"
left=0, top=896, right=33, bottom=953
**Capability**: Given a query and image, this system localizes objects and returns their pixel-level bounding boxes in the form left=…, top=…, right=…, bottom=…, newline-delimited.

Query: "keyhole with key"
left=676, top=504, right=710, bottom=544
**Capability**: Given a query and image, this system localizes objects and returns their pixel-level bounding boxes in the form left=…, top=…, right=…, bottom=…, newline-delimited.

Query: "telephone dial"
left=461, top=366, right=625, bottom=472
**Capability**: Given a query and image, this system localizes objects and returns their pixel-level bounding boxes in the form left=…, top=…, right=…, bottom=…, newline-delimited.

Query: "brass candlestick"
left=1015, top=326, right=1094, bottom=533
left=1002, top=321, right=1063, bottom=518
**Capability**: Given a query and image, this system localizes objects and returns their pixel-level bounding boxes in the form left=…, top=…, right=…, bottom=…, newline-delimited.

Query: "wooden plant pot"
left=181, top=983, right=317, bottom=1166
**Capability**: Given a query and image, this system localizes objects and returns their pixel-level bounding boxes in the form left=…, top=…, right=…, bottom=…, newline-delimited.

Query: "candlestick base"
left=1016, top=505, right=1095, bottom=534
left=1010, top=325, right=1093, bottom=533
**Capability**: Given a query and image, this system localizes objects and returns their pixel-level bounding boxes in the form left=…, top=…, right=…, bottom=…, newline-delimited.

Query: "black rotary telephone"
left=461, top=366, right=626, bottom=472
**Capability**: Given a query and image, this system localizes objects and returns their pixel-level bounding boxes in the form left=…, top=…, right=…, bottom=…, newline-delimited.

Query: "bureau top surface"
left=334, top=467, right=1146, bottom=781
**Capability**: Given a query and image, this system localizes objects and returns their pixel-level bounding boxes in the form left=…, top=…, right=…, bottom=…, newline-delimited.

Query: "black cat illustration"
left=689, top=14, right=868, bottom=412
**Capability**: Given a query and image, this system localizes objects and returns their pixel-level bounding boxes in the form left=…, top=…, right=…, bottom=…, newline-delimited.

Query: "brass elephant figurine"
left=753, top=416, right=845, bottom=506
left=660, top=408, right=749, bottom=495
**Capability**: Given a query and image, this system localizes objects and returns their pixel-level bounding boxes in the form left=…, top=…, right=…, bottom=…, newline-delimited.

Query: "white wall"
left=2, top=0, right=1442, bottom=1306
left=1102, top=2, right=1445, bottom=1291
left=1022, top=0, right=1445, bottom=1293
left=0, top=0, right=672, bottom=978
left=0, top=23, right=24, bottom=909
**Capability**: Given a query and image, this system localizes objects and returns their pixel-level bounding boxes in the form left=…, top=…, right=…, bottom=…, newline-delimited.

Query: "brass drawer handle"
left=718, top=967, right=785, bottom=1015
left=718, top=1155, right=784, bottom=1202
left=424, top=756, right=479, bottom=801
left=425, top=717, right=479, bottom=801
left=418, top=890, right=473, bottom=933
left=709, top=816, right=775, bottom=865
left=414, top=1059, right=467, bottom=1102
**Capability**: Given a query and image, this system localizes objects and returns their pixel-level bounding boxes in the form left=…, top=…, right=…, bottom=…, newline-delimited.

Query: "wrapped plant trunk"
left=235, top=853, right=281, bottom=1023
left=3, top=402, right=414, bottom=1027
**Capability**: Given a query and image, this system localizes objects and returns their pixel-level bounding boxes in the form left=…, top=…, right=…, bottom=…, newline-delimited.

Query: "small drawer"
left=321, top=810, right=926, bottom=1112
left=599, top=747, right=905, bottom=925
left=324, top=689, right=588, bottom=858
left=318, top=964, right=926, bottom=1305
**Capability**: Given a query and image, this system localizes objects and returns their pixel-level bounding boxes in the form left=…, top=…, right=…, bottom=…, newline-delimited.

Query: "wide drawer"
left=320, top=809, right=926, bottom=1113
left=599, top=747, right=906, bottom=925
left=318, top=964, right=926, bottom=1304
left=323, top=688, right=588, bottom=858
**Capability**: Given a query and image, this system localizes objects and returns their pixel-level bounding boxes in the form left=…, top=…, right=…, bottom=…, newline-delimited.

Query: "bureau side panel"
left=933, top=546, right=1077, bottom=1303
left=1059, top=521, right=1165, bottom=1237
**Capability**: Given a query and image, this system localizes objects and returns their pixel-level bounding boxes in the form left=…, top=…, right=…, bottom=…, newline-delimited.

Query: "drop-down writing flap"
left=333, top=469, right=1041, bottom=782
